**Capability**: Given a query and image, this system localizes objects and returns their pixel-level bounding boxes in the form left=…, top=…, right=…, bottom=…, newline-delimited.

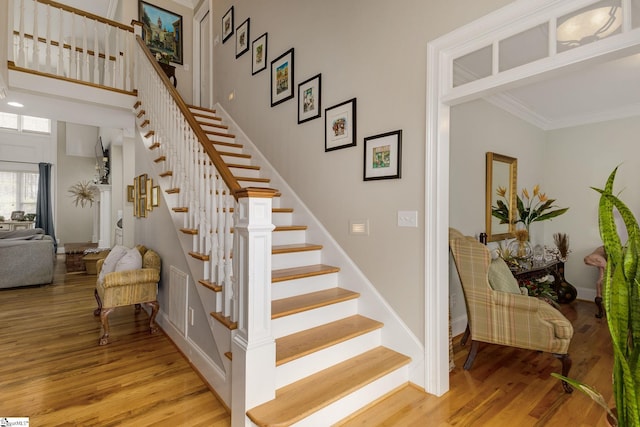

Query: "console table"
left=0, top=221, right=35, bottom=231
left=511, top=260, right=577, bottom=303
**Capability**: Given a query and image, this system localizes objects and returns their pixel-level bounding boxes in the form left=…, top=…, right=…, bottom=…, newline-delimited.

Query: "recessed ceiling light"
left=7, top=101, right=24, bottom=108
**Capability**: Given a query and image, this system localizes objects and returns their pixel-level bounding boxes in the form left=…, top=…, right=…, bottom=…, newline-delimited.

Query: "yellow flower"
left=522, top=188, right=530, bottom=199
left=533, top=184, right=540, bottom=197
left=539, top=193, right=548, bottom=202
left=496, top=186, right=507, bottom=197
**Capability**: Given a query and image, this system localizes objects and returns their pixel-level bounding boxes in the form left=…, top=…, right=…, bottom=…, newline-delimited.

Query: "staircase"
left=135, top=102, right=415, bottom=425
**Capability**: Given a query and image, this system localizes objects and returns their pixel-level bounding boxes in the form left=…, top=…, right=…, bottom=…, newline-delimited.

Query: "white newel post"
left=231, top=189, right=276, bottom=427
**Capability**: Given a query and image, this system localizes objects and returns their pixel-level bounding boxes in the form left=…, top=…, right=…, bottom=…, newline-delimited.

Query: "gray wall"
left=210, top=0, right=513, bottom=340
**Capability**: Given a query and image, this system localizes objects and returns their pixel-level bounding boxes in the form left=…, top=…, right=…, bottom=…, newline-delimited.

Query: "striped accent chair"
left=449, top=228, right=574, bottom=393
left=94, top=246, right=161, bottom=345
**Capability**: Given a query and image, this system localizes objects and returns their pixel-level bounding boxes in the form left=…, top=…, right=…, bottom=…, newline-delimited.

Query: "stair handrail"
left=33, top=0, right=133, bottom=32
left=134, top=36, right=244, bottom=198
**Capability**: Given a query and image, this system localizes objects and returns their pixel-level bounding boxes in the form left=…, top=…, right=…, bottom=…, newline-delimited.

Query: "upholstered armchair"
left=449, top=228, right=574, bottom=393
left=93, top=245, right=161, bottom=345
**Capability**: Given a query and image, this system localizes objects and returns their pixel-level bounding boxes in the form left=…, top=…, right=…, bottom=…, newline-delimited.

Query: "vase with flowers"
left=492, top=184, right=569, bottom=238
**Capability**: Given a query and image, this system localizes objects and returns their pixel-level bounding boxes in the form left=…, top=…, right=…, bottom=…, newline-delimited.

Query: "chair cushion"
left=488, top=257, right=521, bottom=294
left=98, top=245, right=128, bottom=284
left=114, top=247, right=143, bottom=272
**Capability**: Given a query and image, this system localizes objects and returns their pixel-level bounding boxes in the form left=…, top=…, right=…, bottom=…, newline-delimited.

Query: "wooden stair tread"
left=272, top=264, right=340, bottom=283
left=196, top=119, right=228, bottom=129
left=205, top=129, right=236, bottom=139
left=159, top=171, right=173, bottom=177
left=209, top=140, right=243, bottom=149
left=274, top=225, right=307, bottom=232
left=219, top=151, right=251, bottom=159
left=272, top=243, right=322, bottom=255
left=247, top=347, right=410, bottom=427
left=189, top=251, right=209, bottom=261
left=189, top=105, right=217, bottom=114
left=144, top=130, right=155, bottom=138
left=154, top=155, right=166, bottom=162
left=226, top=163, right=260, bottom=171
left=180, top=228, right=198, bottom=235
left=276, top=315, right=382, bottom=366
left=210, top=311, right=237, bottom=330
left=173, top=207, right=188, bottom=212
left=149, top=142, right=160, bottom=149
left=192, top=112, right=222, bottom=121
left=236, top=176, right=271, bottom=183
left=133, top=100, right=141, bottom=109
left=166, top=188, right=179, bottom=194
left=198, top=279, right=222, bottom=292
left=272, top=287, right=360, bottom=319
left=273, top=208, right=294, bottom=213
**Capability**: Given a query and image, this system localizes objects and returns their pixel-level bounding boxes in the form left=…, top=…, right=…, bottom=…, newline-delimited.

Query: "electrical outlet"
left=189, top=307, right=195, bottom=326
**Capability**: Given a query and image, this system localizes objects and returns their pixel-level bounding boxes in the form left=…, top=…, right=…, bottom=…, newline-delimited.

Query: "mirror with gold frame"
left=485, top=152, right=517, bottom=242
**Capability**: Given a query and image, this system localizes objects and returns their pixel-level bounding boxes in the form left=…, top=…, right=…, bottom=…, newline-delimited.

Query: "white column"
left=231, top=189, right=276, bottom=427
left=95, top=184, right=112, bottom=248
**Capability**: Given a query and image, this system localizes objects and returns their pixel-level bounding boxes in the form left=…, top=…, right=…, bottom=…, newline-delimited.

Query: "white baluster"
left=114, top=31, right=122, bottom=89
left=45, top=4, right=52, bottom=72
left=81, top=17, right=89, bottom=82
left=125, top=32, right=132, bottom=91
left=17, top=0, right=26, bottom=67
left=56, top=7, right=63, bottom=76
left=32, top=0, right=39, bottom=71
left=69, top=12, right=76, bottom=78
left=103, top=23, right=110, bottom=86
left=93, top=21, right=99, bottom=84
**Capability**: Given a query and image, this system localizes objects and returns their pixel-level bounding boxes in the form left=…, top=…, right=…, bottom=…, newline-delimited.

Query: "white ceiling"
left=487, top=52, right=640, bottom=130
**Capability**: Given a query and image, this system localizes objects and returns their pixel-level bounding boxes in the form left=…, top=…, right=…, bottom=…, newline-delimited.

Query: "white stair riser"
left=272, top=229, right=306, bottom=246
left=272, top=250, right=322, bottom=270
left=228, top=166, right=261, bottom=179
left=237, top=179, right=271, bottom=188
left=271, top=273, right=339, bottom=300
left=200, top=123, right=229, bottom=134
left=290, top=365, right=409, bottom=427
left=189, top=108, right=219, bottom=119
left=272, top=212, right=293, bottom=227
left=207, top=133, right=235, bottom=144
left=276, top=330, right=381, bottom=388
left=220, top=154, right=252, bottom=165
left=272, top=299, right=358, bottom=338
left=211, top=141, right=243, bottom=154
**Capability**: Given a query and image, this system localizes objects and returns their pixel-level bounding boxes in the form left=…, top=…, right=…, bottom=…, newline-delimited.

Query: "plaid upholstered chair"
left=93, top=245, right=161, bottom=345
left=449, top=228, right=574, bottom=392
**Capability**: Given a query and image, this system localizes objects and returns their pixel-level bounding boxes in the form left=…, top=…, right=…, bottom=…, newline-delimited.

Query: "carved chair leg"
left=553, top=353, right=573, bottom=393
left=463, top=340, right=480, bottom=370
left=93, top=289, right=102, bottom=317
left=99, top=307, right=116, bottom=345
left=461, top=324, right=470, bottom=346
left=595, top=296, right=604, bottom=319
left=145, top=300, right=160, bottom=334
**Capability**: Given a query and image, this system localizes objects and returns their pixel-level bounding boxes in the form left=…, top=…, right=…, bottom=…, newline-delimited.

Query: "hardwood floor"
left=0, top=256, right=230, bottom=426
left=0, top=256, right=613, bottom=426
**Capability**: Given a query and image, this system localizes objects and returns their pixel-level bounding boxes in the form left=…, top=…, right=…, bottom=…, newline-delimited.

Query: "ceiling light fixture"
left=557, top=6, right=622, bottom=48
left=7, top=101, right=24, bottom=108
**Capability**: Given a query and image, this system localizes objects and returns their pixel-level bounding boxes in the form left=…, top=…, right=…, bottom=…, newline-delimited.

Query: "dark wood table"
left=511, top=260, right=577, bottom=303
left=158, top=62, right=177, bottom=88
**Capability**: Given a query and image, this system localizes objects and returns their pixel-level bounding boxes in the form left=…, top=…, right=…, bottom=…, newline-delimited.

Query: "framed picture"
left=146, top=178, right=153, bottom=211
left=325, top=98, right=356, bottom=151
left=127, top=185, right=135, bottom=203
left=138, top=197, right=147, bottom=218
left=139, top=1, right=183, bottom=64
left=236, top=18, right=250, bottom=58
left=222, top=6, right=234, bottom=43
left=152, top=186, right=160, bottom=207
left=133, top=178, right=139, bottom=217
left=298, top=74, right=321, bottom=124
left=138, top=174, right=147, bottom=196
left=271, top=48, right=294, bottom=107
left=251, top=32, right=268, bottom=75
left=363, top=130, right=402, bottom=181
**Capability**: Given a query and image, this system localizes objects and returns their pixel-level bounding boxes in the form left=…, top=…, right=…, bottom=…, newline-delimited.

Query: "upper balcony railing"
left=8, top=0, right=136, bottom=93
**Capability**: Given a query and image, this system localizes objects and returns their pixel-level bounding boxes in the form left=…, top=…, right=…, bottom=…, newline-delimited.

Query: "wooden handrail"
left=135, top=36, right=254, bottom=200
left=35, top=0, right=134, bottom=33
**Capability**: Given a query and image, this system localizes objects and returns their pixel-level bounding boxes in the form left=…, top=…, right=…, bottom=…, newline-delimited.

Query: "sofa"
left=0, top=228, right=55, bottom=289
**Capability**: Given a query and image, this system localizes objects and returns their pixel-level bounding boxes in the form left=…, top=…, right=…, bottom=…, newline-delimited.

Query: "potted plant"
left=553, top=166, right=640, bottom=427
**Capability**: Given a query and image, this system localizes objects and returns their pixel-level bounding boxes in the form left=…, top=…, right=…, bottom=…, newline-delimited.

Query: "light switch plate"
left=398, top=210, right=418, bottom=227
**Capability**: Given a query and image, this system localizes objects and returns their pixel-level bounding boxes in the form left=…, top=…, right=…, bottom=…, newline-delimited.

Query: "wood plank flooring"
left=0, top=256, right=613, bottom=426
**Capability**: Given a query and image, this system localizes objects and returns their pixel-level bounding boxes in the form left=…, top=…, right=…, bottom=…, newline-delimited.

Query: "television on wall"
left=95, top=137, right=109, bottom=184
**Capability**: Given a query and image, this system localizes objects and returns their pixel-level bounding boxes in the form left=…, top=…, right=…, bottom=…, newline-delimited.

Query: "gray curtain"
left=36, top=162, right=57, bottom=251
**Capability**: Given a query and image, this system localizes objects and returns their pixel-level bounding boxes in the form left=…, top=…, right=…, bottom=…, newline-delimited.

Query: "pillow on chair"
left=115, top=247, right=143, bottom=272
left=488, top=257, right=522, bottom=294
left=98, top=245, right=129, bottom=284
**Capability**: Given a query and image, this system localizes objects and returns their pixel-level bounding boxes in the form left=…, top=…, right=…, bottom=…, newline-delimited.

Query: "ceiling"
left=485, top=52, right=640, bottom=130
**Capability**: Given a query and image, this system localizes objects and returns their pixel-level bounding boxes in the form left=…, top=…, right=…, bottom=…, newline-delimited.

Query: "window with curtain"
left=0, top=112, right=51, bottom=134
left=0, top=170, right=39, bottom=219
